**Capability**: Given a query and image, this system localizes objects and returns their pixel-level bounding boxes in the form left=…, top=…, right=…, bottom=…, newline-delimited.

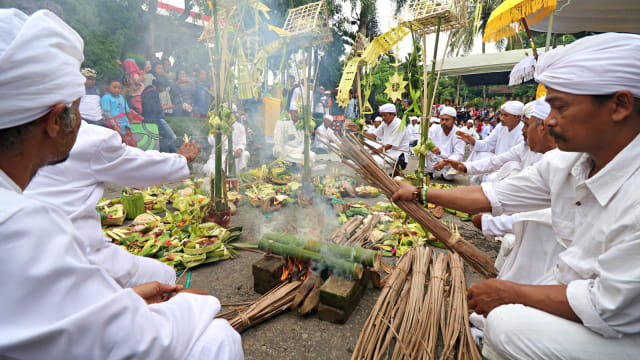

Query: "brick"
left=252, top=257, right=286, bottom=294
left=319, top=272, right=368, bottom=310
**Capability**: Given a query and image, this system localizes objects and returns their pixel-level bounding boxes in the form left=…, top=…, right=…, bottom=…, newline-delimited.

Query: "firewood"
left=298, top=277, right=324, bottom=315
left=292, top=273, right=317, bottom=309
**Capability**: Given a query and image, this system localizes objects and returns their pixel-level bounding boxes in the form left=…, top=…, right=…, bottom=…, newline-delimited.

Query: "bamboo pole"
left=301, top=48, right=311, bottom=183
left=258, top=238, right=364, bottom=280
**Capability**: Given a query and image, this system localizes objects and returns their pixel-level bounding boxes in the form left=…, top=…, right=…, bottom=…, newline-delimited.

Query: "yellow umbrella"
left=483, top=0, right=556, bottom=59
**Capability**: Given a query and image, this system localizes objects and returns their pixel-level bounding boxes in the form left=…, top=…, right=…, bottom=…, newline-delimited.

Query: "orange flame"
left=280, top=256, right=309, bottom=281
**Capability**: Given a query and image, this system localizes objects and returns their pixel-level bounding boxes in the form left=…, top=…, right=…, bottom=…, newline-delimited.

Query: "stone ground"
left=104, top=145, right=500, bottom=360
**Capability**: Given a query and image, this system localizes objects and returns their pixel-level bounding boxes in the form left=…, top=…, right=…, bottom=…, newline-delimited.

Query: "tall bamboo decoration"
left=399, top=0, right=467, bottom=177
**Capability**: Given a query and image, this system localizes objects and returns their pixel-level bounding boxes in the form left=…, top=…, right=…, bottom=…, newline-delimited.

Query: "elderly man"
left=205, top=120, right=250, bottom=175
left=425, top=106, right=465, bottom=180
left=392, top=33, right=640, bottom=358
left=311, top=114, right=338, bottom=154
left=457, top=101, right=524, bottom=182
left=359, top=104, right=410, bottom=174
left=0, top=9, right=242, bottom=359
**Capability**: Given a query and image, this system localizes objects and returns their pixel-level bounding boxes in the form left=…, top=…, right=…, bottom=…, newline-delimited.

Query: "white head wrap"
left=467, top=119, right=473, bottom=124
left=409, top=116, right=419, bottom=123
left=531, top=96, right=551, bottom=121
left=523, top=100, right=536, bottom=118
left=501, top=101, right=524, bottom=116
left=0, top=9, right=85, bottom=130
left=535, top=33, right=640, bottom=98
left=323, top=114, right=333, bottom=121
left=431, top=117, right=440, bottom=124
left=439, top=106, right=457, bottom=118
left=379, top=103, right=396, bottom=113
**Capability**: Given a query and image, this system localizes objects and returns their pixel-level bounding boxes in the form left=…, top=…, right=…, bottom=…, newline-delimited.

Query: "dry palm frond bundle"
left=352, top=249, right=414, bottom=359
left=405, top=252, right=448, bottom=359
left=330, top=133, right=498, bottom=279
left=440, top=253, right=483, bottom=360
left=220, top=280, right=301, bottom=333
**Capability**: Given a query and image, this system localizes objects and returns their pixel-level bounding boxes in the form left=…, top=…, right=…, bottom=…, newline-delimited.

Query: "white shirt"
left=313, top=124, right=337, bottom=151
left=373, top=117, right=410, bottom=161
left=428, top=124, right=465, bottom=162
left=464, top=142, right=543, bottom=181
left=481, top=133, right=640, bottom=338
left=472, top=122, right=524, bottom=155
left=459, top=125, right=479, bottom=139
left=480, top=123, right=492, bottom=139
left=272, top=119, right=315, bottom=164
left=0, top=170, right=239, bottom=359
left=79, top=93, right=102, bottom=122
left=206, top=122, right=250, bottom=173
left=289, top=86, right=307, bottom=111
left=25, top=122, right=188, bottom=287
left=408, top=123, right=421, bottom=142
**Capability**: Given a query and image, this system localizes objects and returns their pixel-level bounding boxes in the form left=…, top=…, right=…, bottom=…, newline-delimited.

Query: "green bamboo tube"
left=264, top=232, right=380, bottom=270
left=258, top=238, right=364, bottom=280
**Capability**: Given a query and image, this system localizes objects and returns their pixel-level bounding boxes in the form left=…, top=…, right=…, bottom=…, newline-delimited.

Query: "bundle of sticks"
left=351, top=248, right=482, bottom=360
left=329, top=133, right=498, bottom=279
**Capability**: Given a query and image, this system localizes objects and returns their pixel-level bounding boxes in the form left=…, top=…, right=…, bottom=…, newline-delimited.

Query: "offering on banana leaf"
left=355, top=185, right=380, bottom=198
left=245, top=183, right=277, bottom=207
left=142, top=186, right=170, bottom=213
left=97, top=199, right=126, bottom=226
left=270, top=167, right=292, bottom=185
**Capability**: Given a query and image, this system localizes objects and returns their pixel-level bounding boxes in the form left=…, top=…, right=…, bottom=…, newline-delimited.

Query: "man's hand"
left=233, top=148, right=243, bottom=158
left=471, top=214, right=483, bottom=231
left=467, top=279, right=518, bottom=317
left=434, top=159, right=466, bottom=172
left=390, top=179, right=417, bottom=202
left=346, top=122, right=360, bottom=132
left=133, top=282, right=184, bottom=304
left=430, top=146, right=441, bottom=155
left=178, top=140, right=201, bottom=163
left=457, top=131, right=476, bottom=145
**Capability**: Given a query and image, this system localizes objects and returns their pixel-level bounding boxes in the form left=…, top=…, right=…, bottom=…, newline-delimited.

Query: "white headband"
left=501, top=101, right=524, bottom=116
left=531, top=96, right=551, bottom=121
left=0, top=9, right=85, bottom=129
left=523, top=100, right=536, bottom=118
left=535, top=33, right=640, bottom=98
left=379, top=103, right=396, bottom=113
left=439, top=106, right=457, bottom=118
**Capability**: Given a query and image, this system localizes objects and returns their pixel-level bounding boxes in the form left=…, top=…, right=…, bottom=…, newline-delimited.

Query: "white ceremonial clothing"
left=481, top=213, right=519, bottom=237
left=0, top=170, right=243, bottom=359
left=471, top=122, right=524, bottom=182
left=408, top=123, right=421, bottom=142
left=372, top=118, right=410, bottom=169
left=497, top=208, right=569, bottom=285
left=481, top=133, right=640, bottom=339
left=204, top=122, right=250, bottom=175
left=464, top=142, right=542, bottom=182
left=25, top=121, right=187, bottom=287
left=312, top=124, right=337, bottom=151
left=480, top=124, right=492, bottom=139
left=482, top=304, right=640, bottom=360
left=79, top=92, right=102, bottom=122
left=426, top=125, right=465, bottom=179
left=459, top=126, right=479, bottom=140
left=272, top=119, right=315, bottom=164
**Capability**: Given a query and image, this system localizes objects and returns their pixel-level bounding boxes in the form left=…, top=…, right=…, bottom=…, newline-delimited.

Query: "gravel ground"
left=103, top=149, right=500, bottom=360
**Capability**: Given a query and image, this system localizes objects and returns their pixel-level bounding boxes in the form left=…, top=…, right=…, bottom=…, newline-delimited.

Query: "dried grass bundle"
left=330, top=133, right=498, bottom=279
left=352, top=249, right=414, bottom=359
left=221, top=280, right=301, bottom=333
left=440, top=253, right=482, bottom=360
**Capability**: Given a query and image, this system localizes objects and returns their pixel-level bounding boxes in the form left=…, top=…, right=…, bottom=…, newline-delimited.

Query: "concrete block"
left=252, top=256, right=286, bottom=294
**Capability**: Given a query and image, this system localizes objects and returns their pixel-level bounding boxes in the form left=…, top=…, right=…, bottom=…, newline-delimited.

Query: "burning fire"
left=280, top=256, right=310, bottom=281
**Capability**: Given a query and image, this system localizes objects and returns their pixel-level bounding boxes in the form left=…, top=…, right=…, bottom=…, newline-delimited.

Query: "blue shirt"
left=101, top=93, right=129, bottom=119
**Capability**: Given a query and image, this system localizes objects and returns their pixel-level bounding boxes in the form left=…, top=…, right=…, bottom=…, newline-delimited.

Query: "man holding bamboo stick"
left=392, top=33, right=640, bottom=358
left=0, top=9, right=242, bottom=359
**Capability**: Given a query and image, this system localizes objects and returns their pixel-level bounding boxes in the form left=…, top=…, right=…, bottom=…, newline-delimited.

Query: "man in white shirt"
left=426, top=106, right=465, bottom=180
left=392, top=32, right=640, bottom=359
left=204, top=121, right=250, bottom=175
left=26, top=121, right=201, bottom=287
left=78, top=67, right=103, bottom=126
left=458, top=101, right=524, bottom=182
left=359, top=104, right=410, bottom=174
left=272, top=114, right=316, bottom=165
left=458, top=119, right=478, bottom=139
left=407, top=116, right=421, bottom=147
left=312, top=114, right=338, bottom=154
left=0, top=9, right=242, bottom=359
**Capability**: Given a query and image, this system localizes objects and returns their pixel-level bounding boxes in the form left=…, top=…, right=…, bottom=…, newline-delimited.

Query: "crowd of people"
left=2, top=6, right=640, bottom=360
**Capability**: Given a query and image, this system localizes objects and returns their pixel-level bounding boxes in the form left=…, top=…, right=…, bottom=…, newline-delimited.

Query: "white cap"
left=535, top=33, right=640, bottom=98
left=379, top=103, right=396, bottom=113
left=439, top=106, right=457, bottom=118
left=0, top=9, right=85, bottom=129
left=374, top=116, right=382, bottom=122
left=323, top=114, right=333, bottom=121
left=501, top=101, right=524, bottom=116
left=523, top=100, right=536, bottom=118
left=531, top=96, right=551, bottom=121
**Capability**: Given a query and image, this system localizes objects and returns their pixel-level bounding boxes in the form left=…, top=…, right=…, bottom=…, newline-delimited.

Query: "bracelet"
left=412, top=187, right=422, bottom=203
left=422, top=186, right=427, bottom=206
